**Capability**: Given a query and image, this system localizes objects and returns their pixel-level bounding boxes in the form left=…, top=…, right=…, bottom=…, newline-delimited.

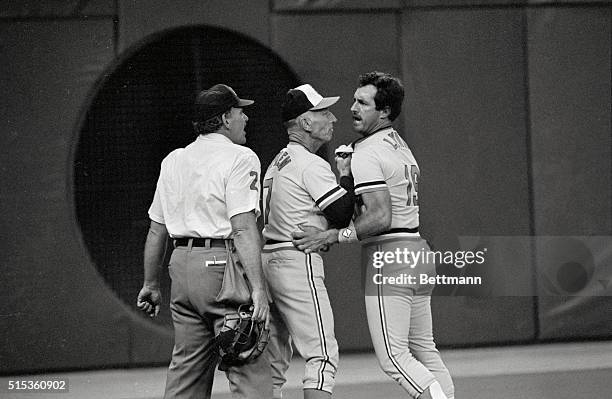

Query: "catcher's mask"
left=216, top=304, right=269, bottom=370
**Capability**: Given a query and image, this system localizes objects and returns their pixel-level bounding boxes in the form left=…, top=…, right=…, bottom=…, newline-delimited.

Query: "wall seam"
left=521, top=6, right=540, bottom=342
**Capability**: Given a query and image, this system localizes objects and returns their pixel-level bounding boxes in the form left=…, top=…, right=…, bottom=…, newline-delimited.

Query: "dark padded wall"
left=0, top=18, right=171, bottom=373
left=528, top=7, right=612, bottom=338
left=401, top=8, right=535, bottom=344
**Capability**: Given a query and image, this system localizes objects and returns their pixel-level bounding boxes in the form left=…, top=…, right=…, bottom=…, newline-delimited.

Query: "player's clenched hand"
left=137, top=285, right=162, bottom=317
left=335, top=154, right=352, bottom=177
left=250, top=289, right=269, bottom=324
left=292, top=226, right=338, bottom=254
left=334, top=144, right=353, bottom=177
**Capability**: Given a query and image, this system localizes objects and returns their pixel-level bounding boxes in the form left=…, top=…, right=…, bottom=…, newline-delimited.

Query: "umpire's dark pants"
left=164, top=241, right=272, bottom=399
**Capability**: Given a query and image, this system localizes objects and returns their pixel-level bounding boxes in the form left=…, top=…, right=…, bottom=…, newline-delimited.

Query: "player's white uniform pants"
left=363, top=234, right=454, bottom=399
left=263, top=243, right=339, bottom=398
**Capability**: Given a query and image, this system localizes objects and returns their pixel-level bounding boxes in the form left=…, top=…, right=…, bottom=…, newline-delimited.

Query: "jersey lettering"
left=383, top=137, right=398, bottom=150
left=262, top=178, right=273, bottom=225
left=249, top=171, right=259, bottom=191
left=404, top=164, right=420, bottom=206
left=384, top=131, right=409, bottom=150
left=273, top=151, right=292, bottom=171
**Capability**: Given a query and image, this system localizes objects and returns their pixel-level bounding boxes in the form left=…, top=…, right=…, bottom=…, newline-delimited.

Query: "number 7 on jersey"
left=262, top=178, right=273, bottom=225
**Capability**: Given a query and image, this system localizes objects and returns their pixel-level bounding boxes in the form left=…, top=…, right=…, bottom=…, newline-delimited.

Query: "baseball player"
left=262, top=84, right=355, bottom=399
left=292, top=72, right=454, bottom=399
left=136, top=84, right=271, bottom=399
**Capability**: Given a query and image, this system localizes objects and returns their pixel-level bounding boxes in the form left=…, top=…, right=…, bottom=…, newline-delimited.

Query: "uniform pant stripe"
left=376, top=245, right=424, bottom=395
left=306, top=254, right=330, bottom=391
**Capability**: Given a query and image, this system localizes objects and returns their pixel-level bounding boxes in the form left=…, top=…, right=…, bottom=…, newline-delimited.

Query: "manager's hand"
left=292, top=226, right=338, bottom=254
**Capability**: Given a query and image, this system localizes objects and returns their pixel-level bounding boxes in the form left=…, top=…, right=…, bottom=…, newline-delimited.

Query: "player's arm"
left=304, top=156, right=355, bottom=229
left=231, top=211, right=269, bottom=324
left=292, top=155, right=354, bottom=250
left=342, top=150, right=391, bottom=237
left=292, top=189, right=391, bottom=253
left=137, top=219, right=168, bottom=317
left=324, top=154, right=356, bottom=228
left=293, top=151, right=391, bottom=252
left=333, top=154, right=355, bottom=227
left=336, top=152, right=354, bottom=215
left=353, top=189, right=391, bottom=237
left=321, top=176, right=354, bottom=228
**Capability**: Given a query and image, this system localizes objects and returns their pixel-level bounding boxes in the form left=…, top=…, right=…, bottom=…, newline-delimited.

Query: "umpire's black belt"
left=173, top=237, right=229, bottom=248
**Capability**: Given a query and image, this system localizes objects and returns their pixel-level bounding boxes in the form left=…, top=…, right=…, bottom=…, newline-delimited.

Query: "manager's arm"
left=321, top=175, right=355, bottom=228
left=292, top=189, right=391, bottom=253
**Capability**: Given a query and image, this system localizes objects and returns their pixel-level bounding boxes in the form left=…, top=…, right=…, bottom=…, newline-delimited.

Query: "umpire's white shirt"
left=148, top=133, right=261, bottom=238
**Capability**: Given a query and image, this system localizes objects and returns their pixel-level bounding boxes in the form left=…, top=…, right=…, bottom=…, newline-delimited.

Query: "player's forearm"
left=143, top=221, right=168, bottom=288
left=231, top=213, right=266, bottom=292
left=351, top=190, right=392, bottom=239
left=332, top=204, right=389, bottom=246
left=335, top=202, right=391, bottom=244
left=354, top=206, right=390, bottom=238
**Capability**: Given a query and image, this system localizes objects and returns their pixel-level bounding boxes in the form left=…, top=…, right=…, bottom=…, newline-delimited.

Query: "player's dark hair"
left=358, top=71, right=404, bottom=121
left=192, top=111, right=228, bottom=135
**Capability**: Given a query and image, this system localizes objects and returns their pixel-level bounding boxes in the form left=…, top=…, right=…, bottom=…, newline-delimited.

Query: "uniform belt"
left=173, top=238, right=229, bottom=248
left=263, top=240, right=298, bottom=252
left=378, top=227, right=419, bottom=235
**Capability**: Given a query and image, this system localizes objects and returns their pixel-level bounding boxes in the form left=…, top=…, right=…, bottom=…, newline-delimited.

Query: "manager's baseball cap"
left=194, top=84, right=254, bottom=122
left=282, top=84, right=340, bottom=122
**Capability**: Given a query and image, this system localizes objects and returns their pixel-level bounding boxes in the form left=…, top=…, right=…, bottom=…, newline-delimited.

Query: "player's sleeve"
left=303, top=159, right=353, bottom=228
left=352, top=150, right=387, bottom=195
left=226, top=151, right=262, bottom=219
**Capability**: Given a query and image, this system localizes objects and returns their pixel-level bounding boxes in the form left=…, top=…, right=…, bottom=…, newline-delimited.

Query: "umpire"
left=136, top=84, right=272, bottom=398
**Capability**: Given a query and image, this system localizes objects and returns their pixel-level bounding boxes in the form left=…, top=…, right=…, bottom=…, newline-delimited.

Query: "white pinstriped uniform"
left=262, top=143, right=343, bottom=398
left=352, top=128, right=454, bottom=399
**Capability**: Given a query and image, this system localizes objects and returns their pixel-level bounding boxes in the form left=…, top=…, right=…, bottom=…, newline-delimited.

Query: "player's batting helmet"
left=216, top=304, right=269, bottom=370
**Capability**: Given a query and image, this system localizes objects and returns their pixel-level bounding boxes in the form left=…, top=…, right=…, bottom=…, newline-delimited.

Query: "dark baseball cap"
left=282, top=84, right=340, bottom=122
left=194, top=84, right=254, bottom=122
